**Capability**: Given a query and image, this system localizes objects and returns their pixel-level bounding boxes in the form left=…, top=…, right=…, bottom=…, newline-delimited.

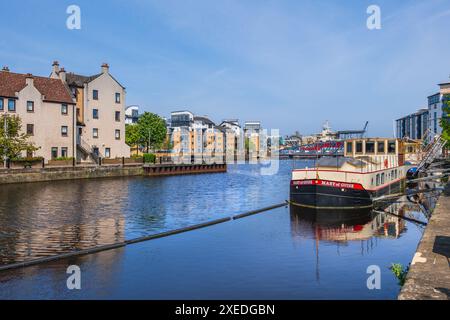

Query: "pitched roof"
left=0, top=71, right=75, bottom=104
left=66, top=72, right=102, bottom=87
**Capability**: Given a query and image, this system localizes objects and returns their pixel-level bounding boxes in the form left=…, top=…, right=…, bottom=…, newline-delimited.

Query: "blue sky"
left=1, top=0, right=450, bottom=136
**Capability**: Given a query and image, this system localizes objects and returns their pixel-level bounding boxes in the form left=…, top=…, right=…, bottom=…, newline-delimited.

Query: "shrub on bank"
left=143, top=153, right=156, bottom=163
left=10, top=157, right=43, bottom=168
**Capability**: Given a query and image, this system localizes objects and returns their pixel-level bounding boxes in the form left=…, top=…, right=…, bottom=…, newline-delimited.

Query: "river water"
left=0, top=160, right=439, bottom=299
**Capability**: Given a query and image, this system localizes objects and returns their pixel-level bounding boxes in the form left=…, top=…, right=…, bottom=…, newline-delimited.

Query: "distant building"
left=125, top=105, right=140, bottom=124
left=170, top=110, right=194, bottom=128
left=396, top=108, right=428, bottom=140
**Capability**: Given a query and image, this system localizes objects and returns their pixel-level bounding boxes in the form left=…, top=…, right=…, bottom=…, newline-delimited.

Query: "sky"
left=1, top=0, right=450, bottom=136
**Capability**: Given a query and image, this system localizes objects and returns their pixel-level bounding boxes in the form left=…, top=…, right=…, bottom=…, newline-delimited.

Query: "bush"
left=143, top=153, right=156, bottom=163
left=54, top=157, right=74, bottom=161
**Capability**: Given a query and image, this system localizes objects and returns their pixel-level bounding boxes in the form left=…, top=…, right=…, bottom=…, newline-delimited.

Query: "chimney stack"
left=25, top=73, right=34, bottom=86
left=101, top=63, right=109, bottom=74
left=2, top=66, right=9, bottom=72
left=52, top=61, right=60, bottom=74
left=59, top=67, right=66, bottom=82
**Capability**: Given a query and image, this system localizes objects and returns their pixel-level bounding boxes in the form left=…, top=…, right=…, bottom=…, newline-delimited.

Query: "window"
left=115, top=111, right=120, bottom=122
left=388, top=141, right=396, bottom=153
left=27, top=101, right=34, bottom=112
left=51, top=147, right=58, bottom=159
left=61, top=104, right=68, bottom=115
left=61, top=147, right=68, bottom=158
left=26, top=124, right=34, bottom=135
left=115, top=129, right=120, bottom=140
left=93, top=90, right=98, bottom=100
left=61, top=126, right=68, bottom=137
left=376, top=174, right=380, bottom=186
left=381, top=173, right=385, bottom=184
left=377, top=141, right=385, bottom=153
left=365, top=141, right=375, bottom=154
left=26, top=150, right=33, bottom=158
left=346, top=142, right=353, bottom=154
left=0, top=98, right=3, bottom=111
left=93, top=109, right=99, bottom=119
left=93, top=128, right=98, bottom=138
left=115, top=93, right=121, bottom=103
left=8, top=99, right=15, bottom=112
left=105, top=148, right=111, bottom=158
left=356, top=141, right=363, bottom=153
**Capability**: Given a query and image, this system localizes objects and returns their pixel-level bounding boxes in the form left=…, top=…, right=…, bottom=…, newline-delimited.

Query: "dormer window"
left=93, top=90, right=99, bottom=100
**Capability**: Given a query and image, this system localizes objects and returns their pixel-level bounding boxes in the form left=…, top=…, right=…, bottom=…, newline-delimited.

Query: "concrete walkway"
left=399, top=183, right=450, bottom=300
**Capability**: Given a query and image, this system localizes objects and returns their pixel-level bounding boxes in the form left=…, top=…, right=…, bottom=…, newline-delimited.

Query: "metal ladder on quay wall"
left=414, top=133, right=447, bottom=176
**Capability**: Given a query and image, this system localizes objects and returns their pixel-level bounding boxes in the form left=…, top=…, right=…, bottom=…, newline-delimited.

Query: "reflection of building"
left=0, top=179, right=126, bottom=265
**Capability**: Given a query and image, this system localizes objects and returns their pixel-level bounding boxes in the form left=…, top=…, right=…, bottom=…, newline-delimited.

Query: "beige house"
left=0, top=67, right=76, bottom=162
left=50, top=61, right=130, bottom=162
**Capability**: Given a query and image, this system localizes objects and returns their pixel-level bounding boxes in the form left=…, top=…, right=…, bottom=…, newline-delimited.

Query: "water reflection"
left=0, top=179, right=127, bottom=265
left=289, top=206, right=407, bottom=244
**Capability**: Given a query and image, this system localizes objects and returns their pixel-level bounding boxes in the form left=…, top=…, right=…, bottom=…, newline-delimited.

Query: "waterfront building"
left=125, top=105, right=140, bottom=124
left=0, top=66, right=76, bottom=162
left=219, top=120, right=244, bottom=161
left=395, top=108, right=429, bottom=140
left=50, top=61, right=130, bottom=162
left=427, top=78, right=450, bottom=137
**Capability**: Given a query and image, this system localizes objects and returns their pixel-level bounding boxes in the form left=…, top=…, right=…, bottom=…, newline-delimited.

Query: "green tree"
left=440, top=96, right=450, bottom=144
left=136, top=112, right=167, bottom=152
left=125, top=124, right=140, bottom=146
left=0, top=114, right=39, bottom=160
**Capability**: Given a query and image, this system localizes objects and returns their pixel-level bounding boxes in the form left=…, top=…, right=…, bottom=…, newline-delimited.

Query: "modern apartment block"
left=0, top=66, right=77, bottom=162
left=396, top=76, right=450, bottom=141
left=50, top=61, right=130, bottom=162
left=168, top=111, right=249, bottom=163
left=396, top=108, right=428, bottom=140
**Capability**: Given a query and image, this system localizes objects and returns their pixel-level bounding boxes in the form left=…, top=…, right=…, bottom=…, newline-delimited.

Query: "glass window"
left=346, top=142, right=353, bottom=154
left=61, top=147, right=68, bottom=158
left=0, top=98, right=3, bottom=111
left=51, top=147, right=58, bottom=159
left=388, top=141, right=396, bottom=153
left=61, top=104, right=68, bottom=115
left=356, top=141, right=363, bottom=153
left=8, top=99, right=15, bottom=111
left=376, top=174, right=380, bottom=186
left=115, top=129, right=120, bottom=140
left=93, top=90, right=98, bottom=100
left=26, top=124, right=34, bottom=135
left=115, top=93, right=120, bottom=103
left=377, top=141, right=385, bottom=153
left=93, top=109, right=99, bottom=119
left=365, top=141, right=375, bottom=153
left=61, top=126, right=68, bottom=136
left=115, top=111, right=120, bottom=122
left=27, top=101, right=34, bottom=112
left=105, top=148, right=111, bottom=158
left=93, top=128, right=98, bottom=138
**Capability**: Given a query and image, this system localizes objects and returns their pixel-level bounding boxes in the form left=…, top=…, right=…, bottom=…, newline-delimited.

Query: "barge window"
left=356, top=141, right=363, bottom=153
left=377, top=141, right=385, bottom=153
left=366, top=141, right=375, bottom=154
left=381, top=173, right=385, bottom=184
left=346, top=142, right=353, bottom=153
left=388, top=141, right=396, bottom=153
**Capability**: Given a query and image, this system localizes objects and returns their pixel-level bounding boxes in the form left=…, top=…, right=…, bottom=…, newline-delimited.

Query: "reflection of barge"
left=290, top=138, right=410, bottom=210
